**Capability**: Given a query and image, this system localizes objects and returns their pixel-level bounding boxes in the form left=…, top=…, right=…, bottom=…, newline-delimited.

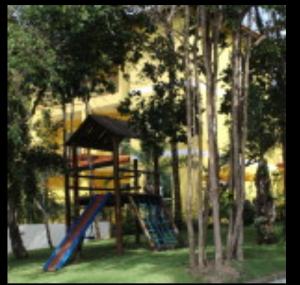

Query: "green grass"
left=8, top=225, right=286, bottom=283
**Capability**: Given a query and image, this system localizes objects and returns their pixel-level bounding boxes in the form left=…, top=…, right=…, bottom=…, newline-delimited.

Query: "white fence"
left=7, top=222, right=111, bottom=254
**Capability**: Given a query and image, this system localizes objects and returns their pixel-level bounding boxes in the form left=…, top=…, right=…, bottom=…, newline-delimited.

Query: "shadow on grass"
left=8, top=225, right=285, bottom=283
left=8, top=236, right=196, bottom=283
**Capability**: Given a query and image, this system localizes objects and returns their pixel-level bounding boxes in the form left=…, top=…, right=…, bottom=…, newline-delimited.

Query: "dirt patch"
left=189, top=262, right=240, bottom=283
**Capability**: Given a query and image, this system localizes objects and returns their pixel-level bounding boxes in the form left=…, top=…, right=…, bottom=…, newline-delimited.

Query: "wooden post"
left=113, top=137, right=123, bottom=255
left=133, top=159, right=139, bottom=193
left=72, top=147, right=79, bottom=219
left=153, top=152, right=160, bottom=196
left=133, top=159, right=140, bottom=244
left=72, top=146, right=83, bottom=257
left=64, top=146, right=71, bottom=233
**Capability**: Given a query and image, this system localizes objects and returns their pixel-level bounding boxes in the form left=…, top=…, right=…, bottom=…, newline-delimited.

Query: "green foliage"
left=8, top=5, right=155, bottom=224
left=220, top=6, right=286, bottom=160
left=15, top=5, right=154, bottom=105
left=243, top=200, right=255, bottom=226
left=7, top=72, right=31, bottom=215
left=118, top=17, right=186, bottom=159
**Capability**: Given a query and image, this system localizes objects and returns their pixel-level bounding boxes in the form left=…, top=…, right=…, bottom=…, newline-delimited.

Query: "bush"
left=243, top=200, right=255, bottom=226
left=122, top=206, right=137, bottom=235
left=275, top=203, right=285, bottom=222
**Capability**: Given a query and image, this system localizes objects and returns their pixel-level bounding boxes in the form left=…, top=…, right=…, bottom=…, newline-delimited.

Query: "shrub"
left=243, top=200, right=255, bottom=226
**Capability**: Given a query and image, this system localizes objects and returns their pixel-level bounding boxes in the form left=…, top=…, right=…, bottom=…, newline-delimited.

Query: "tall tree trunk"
left=184, top=5, right=196, bottom=269
left=229, top=20, right=252, bottom=260
left=281, top=51, right=286, bottom=238
left=228, top=27, right=244, bottom=260
left=193, top=5, right=205, bottom=269
left=170, top=141, right=182, bottom=228
left=165, top=21, right=182, bottom=230
left=226, top=128, right=235, bottom=260
left=201, top=5, right=223, bottom=268
left=282, top=130, right=286, bottom=237
left=237, top=29, right=251, bottom=261
left=34, top=198, right=53, bottom=249
left=202, top=179, right=210, bottom=262
left=8, top=196, right=28, bottom=258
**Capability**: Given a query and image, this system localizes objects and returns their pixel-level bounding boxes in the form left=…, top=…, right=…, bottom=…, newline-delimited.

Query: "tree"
left=222, top=7, right=255, bottom=261
left=220, top=5, right=285, bottom=257
left=18, top=5, right=154, bottom=233
left=7, top=73, right=29, bottom=259
left=190, top=5, right=206, bottom=268
left=28, top=110, right=64, bottom=248
left=119, top=5, right=187, bottom=228
left=8, top=5, right=57, bottom=258
left=200, top=5, right=225, bottom=268
left=8, top=5, right=154, bottom=258
left=183, top=5, right=198, bottom=269
left=250, top=5, right=286, bottom=235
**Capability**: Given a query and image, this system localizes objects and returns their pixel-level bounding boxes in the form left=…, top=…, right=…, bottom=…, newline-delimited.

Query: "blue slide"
left=43, top=193, right=112, bottom=272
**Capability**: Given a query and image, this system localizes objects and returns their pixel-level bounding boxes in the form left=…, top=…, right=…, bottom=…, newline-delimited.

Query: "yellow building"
left=34, top=18, right=284, bottom=220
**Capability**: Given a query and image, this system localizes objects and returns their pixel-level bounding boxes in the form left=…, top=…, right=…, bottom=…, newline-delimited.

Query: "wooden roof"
left=66, top=115, right=139, bottom=151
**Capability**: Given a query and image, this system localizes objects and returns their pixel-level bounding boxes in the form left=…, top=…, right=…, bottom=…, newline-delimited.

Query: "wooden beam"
left=113, top=137, right=123, bottom=255
left=119, top=167, right=154, bottom=175
left=76, top=175, right=136, bottom=180
left=68, top=186, right=141, bottom=191
left=68, top=161, right=116, bottom=173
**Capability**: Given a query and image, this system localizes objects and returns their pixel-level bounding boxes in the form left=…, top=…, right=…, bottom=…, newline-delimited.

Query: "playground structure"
left=44, top=115, right=178, bottom=271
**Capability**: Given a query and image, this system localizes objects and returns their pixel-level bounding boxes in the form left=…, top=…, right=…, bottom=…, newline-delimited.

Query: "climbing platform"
left=129, top=195, right=178, bottom=250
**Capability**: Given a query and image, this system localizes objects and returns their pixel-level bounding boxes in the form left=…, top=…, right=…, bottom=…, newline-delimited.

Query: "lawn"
left=8, top=225, right=286, bottom=283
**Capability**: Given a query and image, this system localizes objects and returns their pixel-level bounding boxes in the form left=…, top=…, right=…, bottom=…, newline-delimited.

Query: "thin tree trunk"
left=34, top=198, right=53, bottom=249
left=8, top=195, right=28, bottom=258
left=201, top=5, right=223, bottom=268
left=226, top=128, right=235, bottom=260
left=282, top=131, right=286, bottom=237
left=228, top=27, right=241, bottom=260
left=230, top=22, right=252, bottom=260
left=170, top=141, right=182, bottom=228
left=202, top=178, right=210, bottom=262
left=281, top=54, right=286, bottom=237
left=193, top=5, right=205, bottom=269
left=165, top=20, right=182, bottom=230
left=236, top=29, right=251, bottom=261
left=184, top=5, right=196, bottom=269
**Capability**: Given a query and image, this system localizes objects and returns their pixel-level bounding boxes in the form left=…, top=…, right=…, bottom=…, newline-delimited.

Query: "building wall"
left=7, top=222, right=111, bottom=254
left=33, top=20, right=284, bottom=221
